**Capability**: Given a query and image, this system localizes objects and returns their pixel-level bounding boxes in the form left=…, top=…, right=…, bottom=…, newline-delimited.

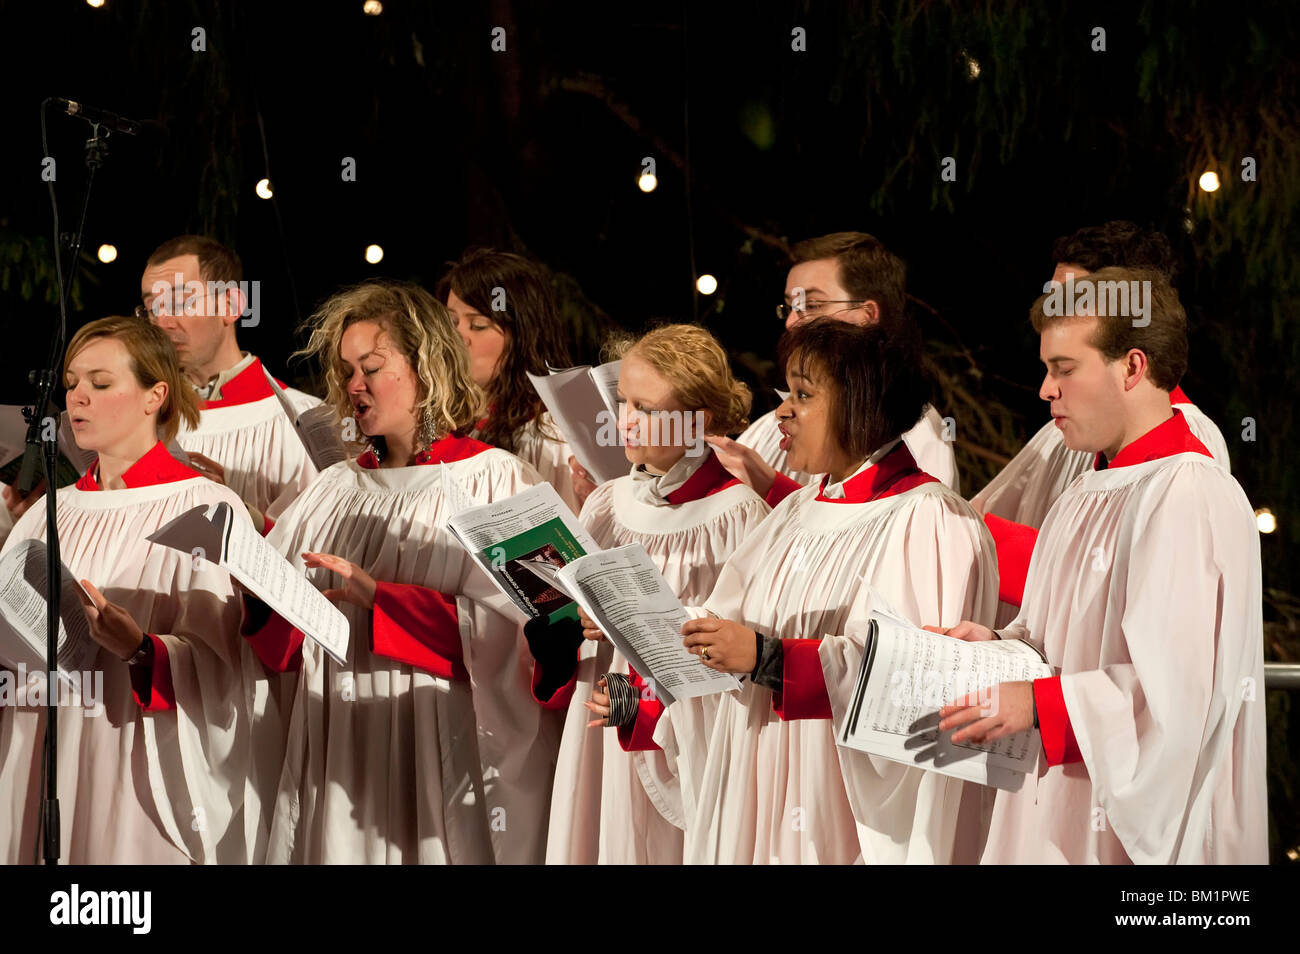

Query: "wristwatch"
left=124, top=636, right=152, bottom=666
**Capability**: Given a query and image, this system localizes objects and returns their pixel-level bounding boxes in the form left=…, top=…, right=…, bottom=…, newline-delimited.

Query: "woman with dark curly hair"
left=437, top=248, right=580, bottom=511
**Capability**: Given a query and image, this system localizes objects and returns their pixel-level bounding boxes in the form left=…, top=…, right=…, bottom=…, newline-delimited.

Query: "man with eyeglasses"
left=709, top=231, right=958, bottom=505
left=137, top=234, right=320, bottom=533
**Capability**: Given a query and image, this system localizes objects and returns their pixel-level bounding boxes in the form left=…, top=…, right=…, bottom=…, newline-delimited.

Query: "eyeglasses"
left=775, top=299, right=865, bottom=322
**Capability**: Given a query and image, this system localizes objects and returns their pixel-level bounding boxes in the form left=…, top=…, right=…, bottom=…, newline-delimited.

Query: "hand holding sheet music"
left=147, top=501, right=350, bottom=663
left=837, top=611, right=1051, bottom=791
left=554, top=544, right=740, bottom=707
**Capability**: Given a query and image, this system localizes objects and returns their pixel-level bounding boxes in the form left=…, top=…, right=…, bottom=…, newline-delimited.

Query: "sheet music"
left=262, top=370, right=347, bottom=471
left=0, top=539, right=98, bottom=683
left=445, top=482, right=598, bottom=621
left=294, top=404, right=349, bottom=470
left=147, top=502, right=350, bottom=664
left=838, top=612, right=1052, bottom=791
left=556, top=544, right=739, bottom=707
left=526, top=366, right=629, bottom=484
left=588, top=360, right=622, bottom=417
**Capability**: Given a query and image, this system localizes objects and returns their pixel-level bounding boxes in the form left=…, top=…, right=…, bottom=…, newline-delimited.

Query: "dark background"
left=0, top=0, right=1296, bottom=859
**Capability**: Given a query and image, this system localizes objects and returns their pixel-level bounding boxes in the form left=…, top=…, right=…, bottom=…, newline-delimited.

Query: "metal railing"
left=1265, top=663, right=1300, bottom=690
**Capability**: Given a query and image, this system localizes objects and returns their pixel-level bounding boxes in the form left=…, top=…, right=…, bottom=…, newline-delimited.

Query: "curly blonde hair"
left=296, top=281, right=483, bottom=447
left=622, top=323, right=751, bottom=435
left=66, top=315, right=200, bottom=443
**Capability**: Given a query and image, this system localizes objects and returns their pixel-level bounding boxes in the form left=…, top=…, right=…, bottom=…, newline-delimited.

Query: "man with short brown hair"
left=140, top=235, right=320, bottom=531
left=936, top=269, right=1266, bottom=863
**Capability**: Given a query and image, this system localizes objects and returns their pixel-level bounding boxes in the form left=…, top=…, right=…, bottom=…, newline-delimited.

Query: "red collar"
left=1169, top=385, right=1191, bottom=405
left=1094, top=408, right=1213, bottom=471
left=356, top=433, right=494, bottom=469
left=814, top=441, right=938, bottom=503
left=200, top=357, right=290, bottom=409
left=664, top=451, right=742, bottom=505
left=75, top=441, right=202, bottom=491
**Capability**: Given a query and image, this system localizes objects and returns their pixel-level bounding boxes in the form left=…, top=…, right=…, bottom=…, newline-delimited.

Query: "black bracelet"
left=751, top=631, right=764, bottom=680
left=603, top=672, right=640, bottom=728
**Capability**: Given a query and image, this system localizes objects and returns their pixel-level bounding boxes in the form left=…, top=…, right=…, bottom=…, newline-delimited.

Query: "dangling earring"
left=416, top=407, right=438, bottom=452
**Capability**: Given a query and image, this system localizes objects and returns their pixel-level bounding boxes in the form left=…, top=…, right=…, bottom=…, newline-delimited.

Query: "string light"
left=96, top=244, right=117, bottom=263
left=638, top=172, right=658, bottom=193
left=1198, top=170, right=1221, bottom=192
left=255, top=178, right=274, bottom=199
left=365, top=244, right=384, bottom=264
left=1255, top=508, right=1277, bottom=534
left=696, top=274, right=717, bottom=295
left=363, top=0, right=383, bottom=13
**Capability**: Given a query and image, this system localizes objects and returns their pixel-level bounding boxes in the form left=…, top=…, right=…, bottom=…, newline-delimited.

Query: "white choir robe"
left=972, top=389, right=1231, bottom=626
left=540, top=450, right=769, bottom=864
left=740, top=404, right=960, bottom=503
left=513, top=413, right=581, bottom=514
left=177, top=356, right=320, bottom=523
left=250, top=436, right=562, bottom=864
left=663, top=442, right=998, bottom=864
left=980, top=412, right=1266, bottom=864
left=0, top=442, right=282, bottom=864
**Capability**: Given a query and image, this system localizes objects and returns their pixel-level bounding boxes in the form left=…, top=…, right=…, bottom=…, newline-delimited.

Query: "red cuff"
left=370, top=581, right=468, bottom=680
left=262, top=515, right=275, bottom=536
left=241, top=595, right=305, bottom=672
left=616, top=669, right=663, bottom=751
left=983, top=513, right=1038, bottom=607
left=765, top=471, right=803, bottom=508
left=1033, top=676, right=1083, bottom=766
left=531, top=659, right=578, bottom=710
left=130, top=634, right=176, bottom=712
left=772, top=638, right=832, bottom=720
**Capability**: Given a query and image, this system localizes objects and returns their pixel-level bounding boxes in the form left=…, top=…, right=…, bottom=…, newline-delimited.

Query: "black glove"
left=524, top=612, right=586, bottom=701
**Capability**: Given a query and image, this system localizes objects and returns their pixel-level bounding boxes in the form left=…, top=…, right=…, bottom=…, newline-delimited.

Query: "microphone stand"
left=21, top=101, right=113, bottom=864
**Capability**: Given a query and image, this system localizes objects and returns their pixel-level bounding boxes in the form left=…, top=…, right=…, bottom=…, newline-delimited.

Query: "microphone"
left=52, top=98, right=141, bottom=136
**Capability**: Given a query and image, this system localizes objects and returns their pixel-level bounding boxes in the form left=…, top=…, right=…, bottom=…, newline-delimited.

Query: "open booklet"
left=262, top=369, right=351, bottom=472
left=147, top=500, right=349, bottom=664
left=837, top=611, right=1053, bottom=792
left=0, top=539, right=98, bottom=686
left=526, top=361, right=629, bottom=484
left=445, top=481, right=599, bottom=625
left=550, top=544, right=740, bottom=707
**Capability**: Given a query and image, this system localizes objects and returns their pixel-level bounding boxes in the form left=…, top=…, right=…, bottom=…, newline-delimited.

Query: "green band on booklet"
left=478, top=515, right=587, bottom=621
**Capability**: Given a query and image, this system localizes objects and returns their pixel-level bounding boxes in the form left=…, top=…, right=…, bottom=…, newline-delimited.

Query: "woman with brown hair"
left=240, top=280, right=561, bottom=864
left=437, top=247, right=581, bottom=511
left=654, top=319, right=999, bottom=864
left=0, top=315, right=274, bottom=863
left=529, top=323, right=770, bottom=863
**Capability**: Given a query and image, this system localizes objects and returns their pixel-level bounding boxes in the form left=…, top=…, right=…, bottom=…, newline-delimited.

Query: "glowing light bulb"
left=1198, top=171, right=1221, bottom=193
left=96, top=244, right=117, bottom=263
left=365, top=244, right=384, bottom=264
left=363, top=0, right=383, bottom=13
left=255, top=178, right=274, bottom=199
left=1255, top=508, right=1277, bottom=534
left=638, top=172, right=658, bottom=193
left=696, top=274, right=717, bottom=295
